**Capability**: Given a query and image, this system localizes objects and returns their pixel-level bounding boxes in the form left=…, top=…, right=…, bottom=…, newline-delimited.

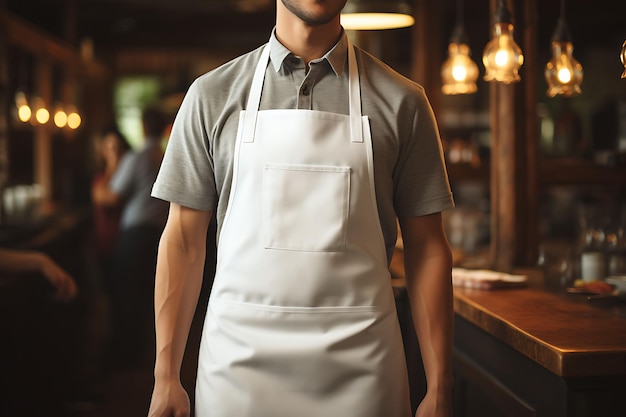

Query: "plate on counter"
left=452, top=268, right=528, bottom=290
left=606, top=276, right=626, bottom=293
left=567, top=279, right=615, bottom=295
left=568, top=277, right=626, bottom=301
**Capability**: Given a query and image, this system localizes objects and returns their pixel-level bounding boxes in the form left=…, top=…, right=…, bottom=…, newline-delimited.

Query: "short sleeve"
left=151, top=79, right=217, bottom=211
left=393, top=88, right=454, bottom=218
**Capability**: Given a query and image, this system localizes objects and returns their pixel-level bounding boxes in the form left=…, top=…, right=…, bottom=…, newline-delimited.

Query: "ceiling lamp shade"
left=341, top=0, right=415, bottom=30
left=482, top=0, right=524, bottom=84
left=441, top=0, right=479, bottom=95
left=544, top=0, right=583, bottom=97
left=621, top=40, right=626, bottom=79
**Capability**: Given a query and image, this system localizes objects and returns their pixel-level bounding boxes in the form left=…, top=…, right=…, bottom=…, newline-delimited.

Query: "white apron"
left=195, top=40, right=411, bottom=417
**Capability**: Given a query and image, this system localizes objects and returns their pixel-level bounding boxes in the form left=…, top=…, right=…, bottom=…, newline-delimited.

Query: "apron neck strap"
left=242, top=45, right=271, bottom=143
left=347, top=39, right=363, bottom=143
left=242, top=38, right=363, bottom=144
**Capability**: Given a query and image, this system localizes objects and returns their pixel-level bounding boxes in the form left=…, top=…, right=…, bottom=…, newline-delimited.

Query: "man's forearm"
left=153, top=233, right=207, bottom=380
left=405, top=251, right=454, bottom=392
left=0, top=249, right=49, bottom=274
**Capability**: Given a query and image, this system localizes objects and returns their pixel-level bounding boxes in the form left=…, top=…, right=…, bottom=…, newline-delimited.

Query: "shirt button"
left=301, top=85, right=310, bottom=96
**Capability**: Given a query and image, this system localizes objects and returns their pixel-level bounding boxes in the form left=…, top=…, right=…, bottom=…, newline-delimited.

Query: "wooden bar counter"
left=451, top=283, right=626, bottom=417
left=454, top=286, right=626, bottom=378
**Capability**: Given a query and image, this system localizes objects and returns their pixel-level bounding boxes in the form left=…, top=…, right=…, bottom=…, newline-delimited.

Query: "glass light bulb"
left=557, top=68, right=572, bottom=83
left=545, top=41, right=583, bottom=97
left=35, top=108, right=50, bottom=124
left=32, top=97, right=50, bottom=124
left=441, top=43, right=479, bottom=95
left=452, top=65, right=468, bottom=82
left=482, top=22, right=524, bottom=84
left=67, top=112, right=82, bottom=129
left=18, top=105, right=32, bottom=123
left=494, top=49, right=510, bottom=67
left=15, top=92, right=32, bottom=123
left=54, top=108, right=68, bottom=128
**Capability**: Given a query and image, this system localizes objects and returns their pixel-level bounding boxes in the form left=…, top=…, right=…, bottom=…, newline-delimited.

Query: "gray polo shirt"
left=152, top=29, right=454, bottom=262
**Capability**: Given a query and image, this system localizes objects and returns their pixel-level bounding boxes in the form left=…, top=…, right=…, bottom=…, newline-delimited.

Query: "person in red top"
left=91, top=125, right=131, bottom=279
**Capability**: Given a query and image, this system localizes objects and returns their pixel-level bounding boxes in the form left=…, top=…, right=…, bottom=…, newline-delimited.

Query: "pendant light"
left=441, top=0, right=479, bottom=95
left=620, top=40, right=626, bottom=79
left=341, top=0, right=414, bottom=30
left=482, top=0, right=524, bottom=84
left=544, top=0, right=583, bottom=97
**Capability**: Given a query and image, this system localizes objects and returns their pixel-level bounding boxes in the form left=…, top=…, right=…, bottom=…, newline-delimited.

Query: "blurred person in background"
left=96, top=106, right=169, bottom=370
left=0, top=248, right=77, bottom=301
left=91, top=125, right=132, bottom=286
left=0, top=247, right=77, bottom=417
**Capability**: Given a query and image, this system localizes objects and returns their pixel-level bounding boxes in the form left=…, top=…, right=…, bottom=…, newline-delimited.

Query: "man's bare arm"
left=399, top=213, right=454, bottom=417
left=148, top=203, right=213, bottom=417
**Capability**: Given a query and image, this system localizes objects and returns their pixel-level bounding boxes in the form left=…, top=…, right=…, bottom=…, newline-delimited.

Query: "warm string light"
left=13, top=53, right=82, bottom=130
left=544, top=0, right=583, bottom=97
left=13, top=94, right=82, bottom=129
left=66, top=108, right=82, bottom=130
left=441, top=0, right=479, bottom=95
left=53, top=104, right=68, bottom=128
left=15, top=92, right=32, bottom=123
left=482, top=0, right=524, bottom=84
left=32, top=97, right=50, bottom=124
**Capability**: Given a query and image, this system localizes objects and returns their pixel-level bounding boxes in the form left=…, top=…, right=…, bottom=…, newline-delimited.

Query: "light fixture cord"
left=552, top=0, right=571, bottom=42
left=450, top=0, right=469, bottom=43
left=456, top=0, right=464, bottom=27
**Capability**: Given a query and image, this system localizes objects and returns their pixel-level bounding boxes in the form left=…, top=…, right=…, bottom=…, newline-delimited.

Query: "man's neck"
left=275, top=7, right=342, bottom=64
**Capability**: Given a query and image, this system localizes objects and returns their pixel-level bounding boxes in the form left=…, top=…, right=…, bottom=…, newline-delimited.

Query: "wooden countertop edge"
left=453, top=291, right=626, bottom=378
left=453, top=292, right=565, bottom=376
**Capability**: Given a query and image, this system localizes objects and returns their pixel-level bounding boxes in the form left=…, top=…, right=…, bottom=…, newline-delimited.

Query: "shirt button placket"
left=300, top=83, right=311, bottom=108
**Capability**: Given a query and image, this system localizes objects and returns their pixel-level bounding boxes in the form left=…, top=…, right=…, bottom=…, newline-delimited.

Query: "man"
left=148, top=1, right=454, bottom=416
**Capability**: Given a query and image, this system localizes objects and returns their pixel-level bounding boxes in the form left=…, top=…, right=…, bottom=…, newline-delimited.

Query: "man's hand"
left=415, top=389, right=453, bottom=417
left=148, top=378, right=191, bottom=417
left=38, top=254, right=78, bottom=302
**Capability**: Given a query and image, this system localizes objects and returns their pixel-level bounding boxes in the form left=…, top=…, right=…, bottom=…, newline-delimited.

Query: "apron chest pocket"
left=263, top=163, right=350, bottom=252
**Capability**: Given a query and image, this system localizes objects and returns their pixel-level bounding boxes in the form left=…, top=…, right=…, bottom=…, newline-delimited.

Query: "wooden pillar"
left=411, top=0, right=443, bottom=112
left=488, top=0, right=538, bottom=271
left=34, top=55, right=53, bottom=202
left=520, top=0, right=539, bottom=267
left=489, top=81, right=517, bottom=271
left=488, top=0, right=515, bottom=271
left=0, top=5, right=9, bottom=222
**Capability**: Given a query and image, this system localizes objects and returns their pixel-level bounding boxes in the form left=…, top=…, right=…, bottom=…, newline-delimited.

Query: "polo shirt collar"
left=268, top=27, right=348, bottom=77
